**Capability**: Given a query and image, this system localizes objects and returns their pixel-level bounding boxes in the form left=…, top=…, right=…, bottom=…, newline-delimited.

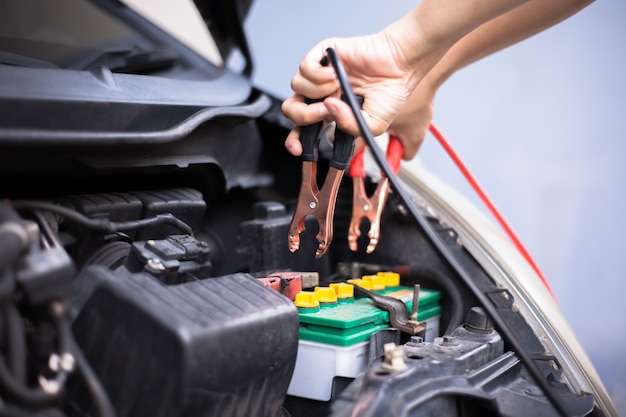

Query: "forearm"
left=384, top=0, right=531, bottom=68
left=424, top=0, right=595, bottom=90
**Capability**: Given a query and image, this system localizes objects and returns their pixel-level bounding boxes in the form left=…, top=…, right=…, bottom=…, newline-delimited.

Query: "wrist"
left=384, top=0, right=528, bottom=68
left=382, top=5, right=459, bottom=65
left=380, top=6, right=459, bottom=92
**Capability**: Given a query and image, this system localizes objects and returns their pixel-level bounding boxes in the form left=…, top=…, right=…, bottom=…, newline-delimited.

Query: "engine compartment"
left=0, top=96, right=598, bottom=417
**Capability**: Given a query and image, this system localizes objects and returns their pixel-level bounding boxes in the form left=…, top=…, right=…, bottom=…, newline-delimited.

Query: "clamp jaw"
left=348, top=135, right=403, bottom=253
left=287, top=95, right=361, bottom=259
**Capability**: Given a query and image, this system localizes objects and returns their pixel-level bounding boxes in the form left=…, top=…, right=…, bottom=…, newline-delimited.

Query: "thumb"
left=284, top=127, right=303, bottom=156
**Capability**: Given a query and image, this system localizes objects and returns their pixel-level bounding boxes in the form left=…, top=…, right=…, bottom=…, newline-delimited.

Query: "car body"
left=0, top=1, right=619, bottom=416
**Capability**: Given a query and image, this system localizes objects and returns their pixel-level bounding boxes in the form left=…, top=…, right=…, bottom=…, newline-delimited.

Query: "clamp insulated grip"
left=299, top=122, right=323, bottom=162
left=348, top=146, right=367, bottom=178
left=299, top=97, right=324, bottom=162
left=329, top=94, right=364, bottom=170
left=330, top=127, right=356, bottom=170
left=386, top=135, right=404, bottom=174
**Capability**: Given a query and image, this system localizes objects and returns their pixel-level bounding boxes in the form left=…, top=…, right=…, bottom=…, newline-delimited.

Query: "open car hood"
left=191, top=0, right=255, bottom=77
left=0, top=0, right=263, bottom=156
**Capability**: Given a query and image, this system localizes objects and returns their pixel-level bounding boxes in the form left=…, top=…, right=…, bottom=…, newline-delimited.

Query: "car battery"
left=287, top=272, right=441, bottom=401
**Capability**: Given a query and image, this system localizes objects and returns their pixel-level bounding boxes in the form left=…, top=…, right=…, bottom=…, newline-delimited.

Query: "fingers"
left=281, top=94, right=330, bottom=127
left=284, top=127, right=302, bottom=156
left=283, top=94, right=394, bottom=158
left=283, top=91, right=423, bottom=160
left=290, top=62, right=338, bottom=100
left=290, top=40, right=341, bottom=100
left=323, top=96, right=393, bottom=139
left=322, top=97, right=360, bottom=136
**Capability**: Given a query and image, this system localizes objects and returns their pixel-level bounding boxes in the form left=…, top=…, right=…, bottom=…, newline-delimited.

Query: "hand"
left=281, top=31, right=439, bottom=157
left=280, top=0, right=540, bottom=159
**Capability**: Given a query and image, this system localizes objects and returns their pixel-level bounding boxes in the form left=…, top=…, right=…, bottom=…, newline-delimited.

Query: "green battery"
left=288, top=275, right=443, bottom=400
left=295, top=280, right=441, bottom=347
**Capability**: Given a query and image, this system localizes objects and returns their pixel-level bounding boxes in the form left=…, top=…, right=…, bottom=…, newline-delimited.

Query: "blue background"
left=245, top=0, right=626, bottom=412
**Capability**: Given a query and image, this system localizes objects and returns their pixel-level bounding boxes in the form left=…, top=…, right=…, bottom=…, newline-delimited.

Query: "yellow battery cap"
left=377, top=271, right=400, bottom=287
left=347, top=278, right=372, bottom=290
left=329, top=282, right=354, bottom=299
left=314, top=287, right=338, bottom=304
left=294, top=291, right=319, bottom=308
left=362, top=274, right=386, bottom=291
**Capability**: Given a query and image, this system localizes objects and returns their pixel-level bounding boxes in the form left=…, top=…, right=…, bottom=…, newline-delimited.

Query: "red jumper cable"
left=427, top=122, right=557, bottom=300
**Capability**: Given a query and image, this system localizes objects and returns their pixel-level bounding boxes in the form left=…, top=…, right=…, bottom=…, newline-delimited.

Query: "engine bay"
left=1, top=180, right=594, bottom=416
left=0, top=93, right=599, bottom=416
left=0, top=0, right=615, bottom=414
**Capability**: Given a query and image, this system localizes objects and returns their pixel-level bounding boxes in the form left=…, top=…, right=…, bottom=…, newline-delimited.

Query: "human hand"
left=282, top=64, right=436, bottom=162
left=281, top=0, right=530, bottom=158
left=281, top=31, right=434, bottom=157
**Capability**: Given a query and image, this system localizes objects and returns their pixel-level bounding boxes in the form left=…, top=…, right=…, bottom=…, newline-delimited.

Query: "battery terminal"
left=295, top=291, right=320, bottom=313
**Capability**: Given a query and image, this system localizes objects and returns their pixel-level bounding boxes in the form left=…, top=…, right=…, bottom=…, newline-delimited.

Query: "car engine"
left=0, top=93, right=598, bottom=417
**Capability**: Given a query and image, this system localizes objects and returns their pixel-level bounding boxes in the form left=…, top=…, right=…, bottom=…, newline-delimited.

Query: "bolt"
left=410, top=336, right=424, bottom=344
left=442, top=335, right=457, bottom=346
left=146, top=258, right=165, bottom=273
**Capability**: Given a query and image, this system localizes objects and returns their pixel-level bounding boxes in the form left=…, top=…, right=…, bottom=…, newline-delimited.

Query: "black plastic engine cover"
left=68, top=266, right=299, bottom=417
